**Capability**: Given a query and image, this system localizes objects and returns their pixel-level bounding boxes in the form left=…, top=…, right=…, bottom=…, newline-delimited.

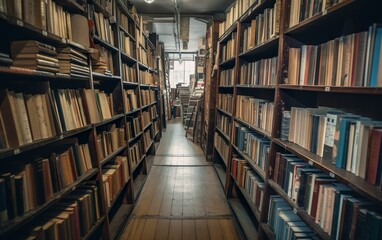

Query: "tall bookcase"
left=212, top=0, right=382, bottom=239
left=0, top=0, right=162, bottom=239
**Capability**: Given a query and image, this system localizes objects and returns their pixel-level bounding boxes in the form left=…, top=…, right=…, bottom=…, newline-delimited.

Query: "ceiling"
left=130, top=0, right=234, bottom=56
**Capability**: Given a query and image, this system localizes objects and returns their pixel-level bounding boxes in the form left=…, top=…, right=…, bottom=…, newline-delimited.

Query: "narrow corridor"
left=119, top=119, right=241, bottom=239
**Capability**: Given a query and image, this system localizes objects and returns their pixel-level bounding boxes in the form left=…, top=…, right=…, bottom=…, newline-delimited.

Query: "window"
left=169, top=60, right=195, bottom=87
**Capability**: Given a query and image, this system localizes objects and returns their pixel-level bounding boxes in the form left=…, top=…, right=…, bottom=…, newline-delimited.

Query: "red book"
left=366, top=129, right=382, bottom=184
left=231, top=158, right=238, bottom=180
left=310, top=178, right=335, bottom=218
left=273, top=152, right=281, bottom=183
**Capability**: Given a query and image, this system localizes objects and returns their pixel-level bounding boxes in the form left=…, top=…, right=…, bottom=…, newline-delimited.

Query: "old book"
left=0, top=178, right=8, bottom=226
left=71, top=14, right=90, bottom=47
left=81, top=89, right=101, bottom=124
left=367, top=129, right=382, bottom=184
left=14, top=174, right=25, bottom=216
left=14, top=93, right=33, bottom=144
left=0, top=89, right=23, bottom=147
left=34, top=94, right=49, bottom=139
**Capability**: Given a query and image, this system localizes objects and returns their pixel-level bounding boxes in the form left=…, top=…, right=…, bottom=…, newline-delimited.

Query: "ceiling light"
left=145, top=0, right=154, bottom=3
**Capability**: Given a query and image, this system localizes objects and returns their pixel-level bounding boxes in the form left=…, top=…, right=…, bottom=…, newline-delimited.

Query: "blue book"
left=276, top=210, right=301, bottom=240
left=336, top=117, right=360, bottom=168
left=370, top=27, right=382, bottom=87
left=268, top=196, right=290, bottom=230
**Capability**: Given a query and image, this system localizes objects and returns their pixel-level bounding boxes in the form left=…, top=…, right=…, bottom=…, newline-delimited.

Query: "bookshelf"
left=212, top=0, right=382, bottom=239
left=0, top=0, right=162, bottom=239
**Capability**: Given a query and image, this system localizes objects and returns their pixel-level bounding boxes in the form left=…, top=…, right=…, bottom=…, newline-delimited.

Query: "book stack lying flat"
left=91, top=46, right=113, bottom=76
left=57, top=47, right=90, bottom=78
left=0, top=53, right=12, bottom=65
left=10, top=41, right=59, bottom=73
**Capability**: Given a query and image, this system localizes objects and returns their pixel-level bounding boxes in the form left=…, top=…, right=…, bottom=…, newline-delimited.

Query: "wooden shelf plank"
left=213, top=163, right=227, bottom=189
left=82, top=215, right=106, bottom=240
left=217, top=108, right=233, bottom=117
left=100, top=145, right=127, bottom=166
left=279, top=84, right=382, bottom=95
left=215, top=127, right=230, bottom=142
left=228, top=198, right=258, bottom=240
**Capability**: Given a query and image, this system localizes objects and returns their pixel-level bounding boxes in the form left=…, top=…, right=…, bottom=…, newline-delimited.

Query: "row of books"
left=142, top=130, right=152, bottom=151
left=287, top=24, right=382, bottom=87
left=147, top=47, right=155, bottom=69
left=53, top=88, right=91, bottom=132
left=140, top=70, right=154, bottom=85
left=214, top=132, right=229, bottom=166
left=153, top=121, right=159, bottom=136
left=102, top=156, right=129, bottom=208
left=91, top=6, right=115, bottom=46
left=268, top=196, right=317, bottom=239
left=91, top=46, right=114, bottom=76
left=217, top=94, right=233, bottom=114
left=141, top=110, right=151, bottom=128
left=289, top=0, right=344, bottom=28
left=286, top=106, right=382, bottom=186
left=0, top=140, right=93, bottom=225
left=120, top=31, right=136, bottom=58
left=127, top=117, right=141, bottom=139
left=129, top=141, right=143, bottom=169
left=118, top=0, right=139, bottom=23
left=2, top=1, right=90, bottom=47
left=219, top=68, right=234, bottom=86
left=95, top=90, right=114, bottom=121
left=241, top=0, right=281, bottom=51
left=138, top=48, right=148, bottom=66
left=217, top=113, right=231, bottom=137
left=220, top=35, right=237, bottom=62
left=141, top=89, right=155, bottom=106
left=117, top=7, right=136, bottom=38
left=0, top=90, right=56, bottom=149
left=122, top=64, right=137, bottom=83
left=218, top=0, right=260, bottom=37
left=272, top=152, right=382, bottom=239
left=124, top=89, right=139, bottom=113
left=239, top=56, right=277, bottom=86
left=150, top=105, right=158, bottom=119
left=23, top=183, right=102, bottom=239
left=231, top=157, right=265, bottom=212
left=234, top=123, right=270, bottom=172
left=95, top=124, right=126, bottom=161
left=93, top=0, right=114, bottom=14
left=236, top=96, right=274, bottom=134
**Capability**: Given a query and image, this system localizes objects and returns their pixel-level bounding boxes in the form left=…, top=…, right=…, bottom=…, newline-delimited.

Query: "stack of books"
left=91, top=46, right=113, bottom=76
left=57, top=47, right=90, bottom=78
left=10, top=40, right=59, bottom=73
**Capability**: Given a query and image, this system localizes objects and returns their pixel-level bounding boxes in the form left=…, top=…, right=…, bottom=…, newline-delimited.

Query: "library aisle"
left=119, top=119, right=241, bottom=239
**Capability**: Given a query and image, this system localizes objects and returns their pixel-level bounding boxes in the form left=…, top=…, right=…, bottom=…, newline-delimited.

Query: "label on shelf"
left=62, top=38, right=67, bottom=43
left=325, top=86, right=330, bottom=92
left=42, top=30, right=48, bottom=36
left=329, top=172, right=335, bottom=178
left=323, top=9, right=328, bottom=15
left=293, top=208, right=297, bottom=214
left=309, top=160, right=313, bottom=166
left=16, top=20, right=23, bottom=27
left=59, top=135, right=64, bottom=140
left=14, top=149, right=20, bottom=155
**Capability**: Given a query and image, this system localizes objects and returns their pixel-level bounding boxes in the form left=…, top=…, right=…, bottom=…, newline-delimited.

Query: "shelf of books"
left=0, top=1, right=161, bottom=239
left=212, top=0, right=382, bottom=239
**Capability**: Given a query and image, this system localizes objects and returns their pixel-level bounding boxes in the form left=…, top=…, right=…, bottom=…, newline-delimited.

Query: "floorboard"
left=119, top=119, right=242, bottom=240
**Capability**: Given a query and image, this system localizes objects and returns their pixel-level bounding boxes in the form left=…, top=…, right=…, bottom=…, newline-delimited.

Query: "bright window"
left=169, top=60, right=195, bottom=87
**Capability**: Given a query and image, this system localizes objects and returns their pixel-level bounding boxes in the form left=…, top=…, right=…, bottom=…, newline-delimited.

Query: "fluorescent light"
left=145, top=0, right=154, bottom=3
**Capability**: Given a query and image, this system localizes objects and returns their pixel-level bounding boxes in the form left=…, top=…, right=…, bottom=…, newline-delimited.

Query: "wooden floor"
left=119, top=119, right=241, bottom=240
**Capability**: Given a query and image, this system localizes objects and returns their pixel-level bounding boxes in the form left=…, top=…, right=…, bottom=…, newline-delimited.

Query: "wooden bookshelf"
left=210, top=0, right=382, bottom=239
left=0, top=0, right=162, bottom=239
